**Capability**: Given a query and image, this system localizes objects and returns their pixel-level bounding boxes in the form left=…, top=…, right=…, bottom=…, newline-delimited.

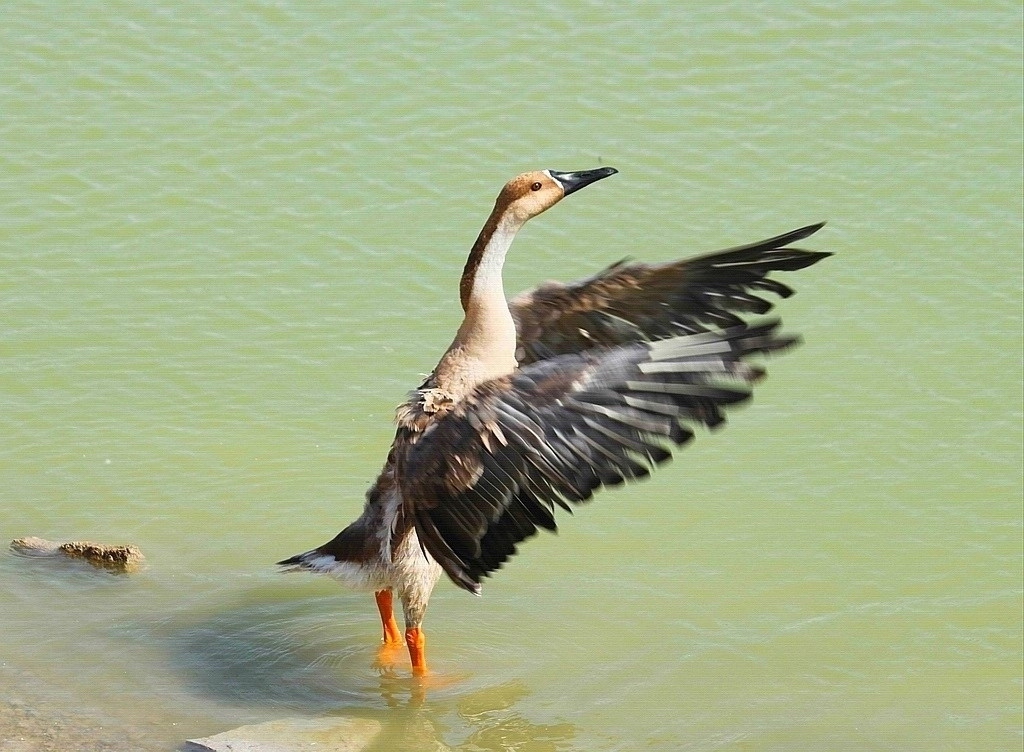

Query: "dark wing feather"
left=509, top=223, right=830, bottom=365
left=397, top=322, right=796, bottom=593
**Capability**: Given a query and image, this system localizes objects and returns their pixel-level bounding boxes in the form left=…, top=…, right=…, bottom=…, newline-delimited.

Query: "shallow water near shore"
left=1, top=2, right=1021, bottom=750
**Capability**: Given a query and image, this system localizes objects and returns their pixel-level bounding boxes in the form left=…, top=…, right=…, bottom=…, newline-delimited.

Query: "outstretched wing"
left=509, top=223, right=829, bottom=365
left=396, top=322, right=794, bottom=593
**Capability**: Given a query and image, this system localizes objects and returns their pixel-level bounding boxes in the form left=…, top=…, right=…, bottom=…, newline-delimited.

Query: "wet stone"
left=183, top=716, right=383, bottom=752
left=9, top=537, right=145, bottom=573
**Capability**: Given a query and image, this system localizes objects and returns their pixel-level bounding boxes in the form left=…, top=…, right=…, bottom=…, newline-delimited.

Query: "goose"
left=279, top=167, right=829, bottom=676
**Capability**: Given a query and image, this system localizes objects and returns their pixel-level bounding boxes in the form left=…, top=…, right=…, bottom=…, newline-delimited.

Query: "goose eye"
left=530, top=182, right=542, bottom=191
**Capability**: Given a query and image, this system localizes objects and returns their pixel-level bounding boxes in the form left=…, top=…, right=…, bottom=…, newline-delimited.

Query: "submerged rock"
left=183, top=716, right=383, bottom=752
left=10, top=536, right=145, bottom=573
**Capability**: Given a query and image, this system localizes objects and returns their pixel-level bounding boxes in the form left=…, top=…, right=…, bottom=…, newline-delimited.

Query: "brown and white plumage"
left=279, top=167, right=829, bottom=675
left=509, top=222, right=827, bottom=364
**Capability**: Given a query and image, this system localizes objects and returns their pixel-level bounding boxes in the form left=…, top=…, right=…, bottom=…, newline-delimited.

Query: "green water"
left=1, top=2, right=1021, bottom=750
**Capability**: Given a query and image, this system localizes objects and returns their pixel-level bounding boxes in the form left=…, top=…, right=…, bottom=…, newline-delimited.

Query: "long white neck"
left=461, top=213, right=520, bottom=310
left=434, top=207, right=523, bottom=393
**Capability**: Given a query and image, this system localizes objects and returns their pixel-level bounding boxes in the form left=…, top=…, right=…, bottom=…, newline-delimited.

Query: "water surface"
left=1, top=2, right=1021, bottom=750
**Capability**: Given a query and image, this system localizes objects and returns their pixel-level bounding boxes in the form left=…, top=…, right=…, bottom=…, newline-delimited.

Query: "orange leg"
left=405, top=626, right=428, bottom=676
left=374, top=590, right=403, bottom=646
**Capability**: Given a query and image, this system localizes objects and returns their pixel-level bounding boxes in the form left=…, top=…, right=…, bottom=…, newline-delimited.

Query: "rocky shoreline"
left=0, top=697, right=157, bottom=752
left=1, top=699, right=389, bottom=752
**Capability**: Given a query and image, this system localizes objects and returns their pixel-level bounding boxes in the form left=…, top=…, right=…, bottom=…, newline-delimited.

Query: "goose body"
left=280, top=168, right=829, bottom=675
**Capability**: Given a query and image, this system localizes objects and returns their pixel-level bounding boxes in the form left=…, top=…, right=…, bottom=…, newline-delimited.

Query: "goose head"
left=496, top=167, right=617, bottom=222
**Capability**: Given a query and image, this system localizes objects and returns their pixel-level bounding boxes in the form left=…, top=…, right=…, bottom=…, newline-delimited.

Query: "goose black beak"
left=548, top=167, right=618, bottom=196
